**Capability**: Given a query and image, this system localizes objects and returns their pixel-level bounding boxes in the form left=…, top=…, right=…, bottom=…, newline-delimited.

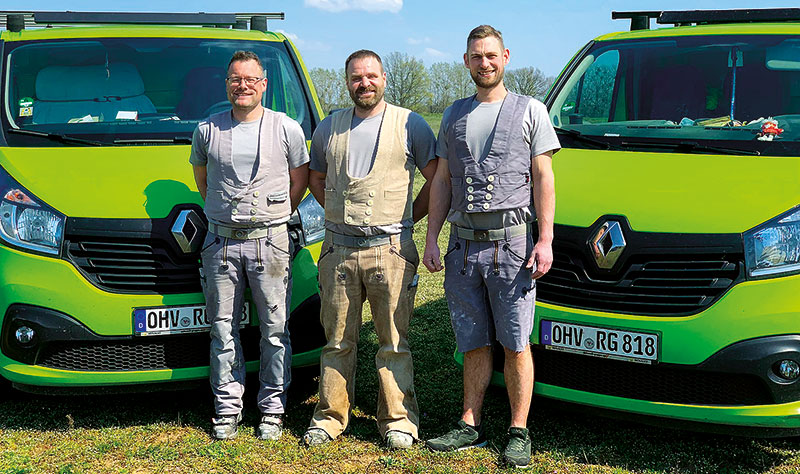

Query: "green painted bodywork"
left=460, top=19, right=800, bottom=432
left=0, top=24, right=325, bottom=388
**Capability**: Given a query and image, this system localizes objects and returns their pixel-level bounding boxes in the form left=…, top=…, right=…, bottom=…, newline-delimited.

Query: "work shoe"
left=301, top=427, right=332, bottom=447
left=384, top=430, right=414, bottom=450
left=211, top=412, right=242, bottom=440
left=500, top=426, right=531, bottom=469
left=425, top=420, right=486, bottom=452
left=257, top=414, right=284, bottom=441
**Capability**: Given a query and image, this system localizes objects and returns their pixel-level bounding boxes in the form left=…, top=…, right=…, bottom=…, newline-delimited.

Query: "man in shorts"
left=422, top=25, right=559, bottom=468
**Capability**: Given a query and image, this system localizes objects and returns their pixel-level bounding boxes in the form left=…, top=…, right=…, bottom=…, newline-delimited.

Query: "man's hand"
left=423, top=240, right=443, bottom=273
left=527, top=240, right=553, bottom=280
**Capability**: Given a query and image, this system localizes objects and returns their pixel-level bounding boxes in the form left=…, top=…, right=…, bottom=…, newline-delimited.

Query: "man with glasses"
left=190, top=50, right=309, bottom=441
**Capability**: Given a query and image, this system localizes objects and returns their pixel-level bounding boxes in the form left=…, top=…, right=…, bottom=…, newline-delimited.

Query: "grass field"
left=3, top=113, right=800, bottom=473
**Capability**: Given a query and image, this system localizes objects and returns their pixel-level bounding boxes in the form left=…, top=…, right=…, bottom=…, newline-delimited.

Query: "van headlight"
left=297, top=193, right=325, bottom=245
left=0, top=167, right=64, bottom=256
left=744, top=206, right=800, bottom=278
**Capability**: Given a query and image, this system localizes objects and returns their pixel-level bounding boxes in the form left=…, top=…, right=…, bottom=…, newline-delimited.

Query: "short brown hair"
left=466, top=25, right=504, bottom=51
left=345, top=49, right=383, bottom=73
left=228, top=50, right=264, bottom=74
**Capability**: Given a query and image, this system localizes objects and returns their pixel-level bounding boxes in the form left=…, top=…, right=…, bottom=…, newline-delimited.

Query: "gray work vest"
left=446, top=92, right=531, bottom=213
left=204, top=108, right=291, bottom=226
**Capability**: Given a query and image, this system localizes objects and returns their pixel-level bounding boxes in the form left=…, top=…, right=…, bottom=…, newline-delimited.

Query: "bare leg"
left=461, top=345, right=492, bottom=426
left=504, top=345, right=534, bottom=428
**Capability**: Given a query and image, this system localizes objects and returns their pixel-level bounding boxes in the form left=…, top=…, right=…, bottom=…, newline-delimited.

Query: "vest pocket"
left=268, top=190, right=288, bottom=202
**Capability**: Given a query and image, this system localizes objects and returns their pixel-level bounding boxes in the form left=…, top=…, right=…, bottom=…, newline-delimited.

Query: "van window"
left=2, top=38, right=313, bottom=146
left=549, top=35, right=800, bottom=156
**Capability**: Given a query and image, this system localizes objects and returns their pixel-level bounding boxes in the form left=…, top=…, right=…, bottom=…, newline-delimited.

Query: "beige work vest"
left=323, top=104, right=414, bottom=226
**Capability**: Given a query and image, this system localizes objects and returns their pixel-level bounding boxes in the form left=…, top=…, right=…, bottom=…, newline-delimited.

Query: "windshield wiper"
left=113, top=137, right=193, bottom=145
left=554, top=127, right=612, bottom=149
left=619, top=140, right=760, bottom=156
left=6, top=128, right=104, bottom=146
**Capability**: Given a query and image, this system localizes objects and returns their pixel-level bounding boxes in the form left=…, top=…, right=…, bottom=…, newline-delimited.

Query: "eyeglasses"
left=226, top=76, right=264, bottom=86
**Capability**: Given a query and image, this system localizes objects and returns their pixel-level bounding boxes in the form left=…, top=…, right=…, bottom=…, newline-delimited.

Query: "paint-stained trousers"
left=200, top=225, right=292, bottom=416
left=309, top=233, right=420, bottom=439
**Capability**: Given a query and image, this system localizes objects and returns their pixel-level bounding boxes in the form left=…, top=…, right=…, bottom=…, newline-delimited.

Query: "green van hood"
left=554, top=148, right=800, bottom=233
left=0, top=146, right=202, bottom=219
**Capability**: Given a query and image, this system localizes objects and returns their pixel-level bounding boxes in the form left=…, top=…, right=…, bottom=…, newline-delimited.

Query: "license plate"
left=133, top=303, right=250, bottom=336
left=541, top=320, right=658, bottom=364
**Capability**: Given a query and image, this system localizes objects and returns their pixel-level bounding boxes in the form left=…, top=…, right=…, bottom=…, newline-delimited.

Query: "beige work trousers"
left=310, top=233, right=420, bottom=439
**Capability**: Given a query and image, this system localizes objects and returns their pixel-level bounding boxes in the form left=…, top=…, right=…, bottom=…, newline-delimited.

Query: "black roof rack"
left=613, top=8, right=800, bottom=31
left=0, top=11, right=284, bottom=33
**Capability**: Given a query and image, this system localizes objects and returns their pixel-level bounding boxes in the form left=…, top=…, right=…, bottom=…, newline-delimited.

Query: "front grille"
left=535, top=220, right=744, bottom=316
left=533, top=348, right=773, bottom=406
left=37, top=331, right=259, bottom=372
left=63, top=209, right=204, bottom=294
left=65, top=238, right=201, bottom=294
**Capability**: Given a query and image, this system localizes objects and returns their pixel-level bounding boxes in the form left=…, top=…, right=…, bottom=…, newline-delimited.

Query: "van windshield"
left=2, top=37, right=313, bottom=146
left=548, top=35, right=800, bottom=156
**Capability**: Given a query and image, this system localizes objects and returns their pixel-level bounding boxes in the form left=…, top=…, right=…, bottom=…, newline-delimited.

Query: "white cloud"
left=304, top=0, right=403, bottom=13
left=424, top=47, right=448, bottom=59
left=407, top=36, right=432, bottom=45
left=276, top=29, right=332, bottom=52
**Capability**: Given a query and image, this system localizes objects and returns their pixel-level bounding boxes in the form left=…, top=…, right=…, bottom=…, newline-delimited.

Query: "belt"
left=327, top=228, right=412, bottom=248
left=208, top=222, right=286, bottom=240
left=452, top=223, right=529, bottom=242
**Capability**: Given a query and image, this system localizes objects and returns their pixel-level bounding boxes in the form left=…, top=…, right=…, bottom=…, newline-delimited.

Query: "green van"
left=0, top=12, right=327, bottom=392
left=478, top=9, right=800, bottom=435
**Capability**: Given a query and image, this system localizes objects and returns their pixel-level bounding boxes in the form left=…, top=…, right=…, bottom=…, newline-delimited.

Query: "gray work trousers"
left=200, top=226, right=292, bottom=416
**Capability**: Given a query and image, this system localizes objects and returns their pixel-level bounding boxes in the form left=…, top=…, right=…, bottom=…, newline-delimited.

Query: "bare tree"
left=309, top=67, right=349, bottom=115
left=504, top=66, right=554, bottom=100
left=384, top=52, right=429, bottom=112
left=427, top=62, right=475, bottom=113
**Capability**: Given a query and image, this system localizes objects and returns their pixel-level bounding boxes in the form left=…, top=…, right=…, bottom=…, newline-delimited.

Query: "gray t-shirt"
left=310, top=109, right=437, bottom=236
left=189, top=112, right=310, bottom=226
left=437, top=96, right=560, bottom=230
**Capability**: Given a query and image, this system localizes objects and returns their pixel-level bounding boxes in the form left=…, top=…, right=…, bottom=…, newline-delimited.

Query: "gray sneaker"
left=425, top=420, right=486, bottom=452
left=385, top=430, right=414, bottom=450
left=301, top=427, right=332, bottom=447
left=257, top=414, right=284, bottom=441
left=501, top=426, right=531, bottom=469
left=211, top=412, right=242, bottom=440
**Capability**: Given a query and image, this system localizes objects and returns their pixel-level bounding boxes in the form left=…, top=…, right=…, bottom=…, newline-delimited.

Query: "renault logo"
left=590, top=220, right=626, bottom=269
left=171, top=210, right=206, bottom=254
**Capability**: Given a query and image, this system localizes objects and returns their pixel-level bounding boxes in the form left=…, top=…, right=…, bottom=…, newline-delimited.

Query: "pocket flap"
left=268, top=190, right=288, bottom=202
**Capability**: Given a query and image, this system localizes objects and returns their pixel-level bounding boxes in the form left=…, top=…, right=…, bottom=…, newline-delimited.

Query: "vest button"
left=483, top=203, right=490, bottom=210
left=467, top=195, right=474, bottom=202
left=365, top=209, right=372, bottom=215
left=487, top=184, right=494, bottom=191
left=363, top=218, right=371, bottom=224
left=367, top=200, right=373, bottom=206
left=485, top=193, right=492, bottom=200
left=346, top=216, right=353, bottom=223
left=467, top=186, right=473, bottom=193
left=232, top=209, right=238, bottom=215
left=487, top=175, right=495, bottom=182
left=252, top=200, right=258, bottom=206
left=345, top=199, right=351, bottom=205
left=232, top=201, right=238, bottom=208
left=250, top=209, right=257, bottom=215
left=342, top=190, right=348, bottom=196
left=253, top=191, right=260, bottom=197
left=369, top=190, right=375, bottom=197
left=467, top=203, right=474, bottom=210
left=465, top=177, right=473, bottom=184
left=250, top=216, right=257, bottom=222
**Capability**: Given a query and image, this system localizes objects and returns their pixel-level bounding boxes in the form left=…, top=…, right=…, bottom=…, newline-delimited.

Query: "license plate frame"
left=540, top=320, right=659, bottom=364
left=133, top=303, right=250, bottom=336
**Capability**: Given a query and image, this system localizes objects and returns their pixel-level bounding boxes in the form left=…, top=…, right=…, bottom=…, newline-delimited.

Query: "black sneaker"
left=425, top=420, right=487, bottom=452
left=501, top=426, right=531, bottom=469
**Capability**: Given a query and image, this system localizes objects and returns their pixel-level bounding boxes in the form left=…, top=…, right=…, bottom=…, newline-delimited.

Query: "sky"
left=5, top=1, right=800, bottom=76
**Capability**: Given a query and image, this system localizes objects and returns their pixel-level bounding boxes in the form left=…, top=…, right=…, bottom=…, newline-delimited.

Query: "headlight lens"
left=744, top=206, right=800, bottom=278
left=297, top=193, right=325, bottom=245
left=0, top=168, right=64, bottom=256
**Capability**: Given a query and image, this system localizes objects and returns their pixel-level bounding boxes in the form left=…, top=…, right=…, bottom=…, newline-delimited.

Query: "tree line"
left=310, top=51, right=555, bottom=115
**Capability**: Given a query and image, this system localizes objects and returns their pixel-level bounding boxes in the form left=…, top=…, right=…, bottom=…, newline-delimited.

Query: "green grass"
left=3, top=115, right=800, bottom=473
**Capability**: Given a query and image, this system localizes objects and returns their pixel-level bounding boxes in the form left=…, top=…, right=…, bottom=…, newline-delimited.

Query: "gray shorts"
left=443, top=231, right=536, bottom=353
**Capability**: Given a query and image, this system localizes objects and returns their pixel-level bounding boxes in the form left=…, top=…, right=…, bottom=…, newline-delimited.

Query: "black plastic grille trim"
left=532, top=348, right=773, bottom=406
